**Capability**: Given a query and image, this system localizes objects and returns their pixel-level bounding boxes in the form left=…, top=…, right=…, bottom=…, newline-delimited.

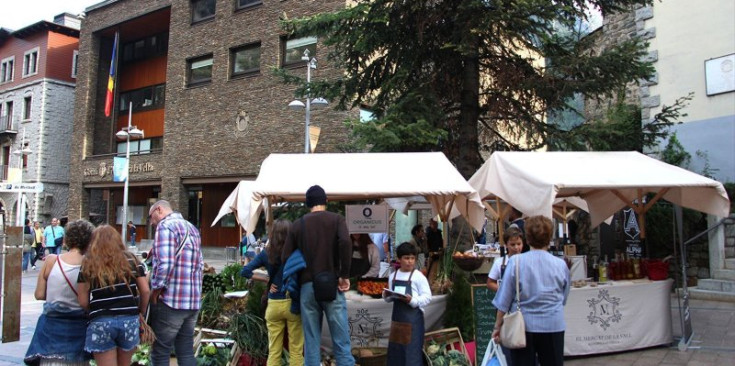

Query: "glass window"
left=237, top=0, right=262, bottom=10
left=116, top=138, right=160, bottom=155
left=231, top=43, right=260, bottom=77
left=191, top=0, right=216, bottom=23
left=188, top=55, right=213, bottom=85
left=360, top=107, right=376, bottom=123
left=72, top=50, right=79, bottom=78
left=0, top=56, right=14, bottom=83
left=119, top=84, right=166, bottom=112
left=23, top=48, right=39, bottom=77
left=23, top=96, right=32, bottom=120
left=283, top=36, right=317, bottom=66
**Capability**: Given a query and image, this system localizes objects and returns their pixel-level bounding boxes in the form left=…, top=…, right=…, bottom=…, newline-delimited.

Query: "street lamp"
left=13, top=128, right=32, bottom=226
left=288, top=49, right=328, bottom=153
left=116, top=102, right=143, bottom=244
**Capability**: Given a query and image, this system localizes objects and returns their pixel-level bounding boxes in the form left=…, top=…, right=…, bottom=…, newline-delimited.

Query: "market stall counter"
left=319, top=292, right=448, bottom=349
left=564, top=278, right=673, bottom=356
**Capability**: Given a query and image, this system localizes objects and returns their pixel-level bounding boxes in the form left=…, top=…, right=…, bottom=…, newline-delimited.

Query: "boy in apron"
left=383, top=242, right=433, bottom=365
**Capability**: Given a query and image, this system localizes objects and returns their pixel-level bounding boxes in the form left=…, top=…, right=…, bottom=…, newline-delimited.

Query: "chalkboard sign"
left=471, top=284, right=497, bottom=364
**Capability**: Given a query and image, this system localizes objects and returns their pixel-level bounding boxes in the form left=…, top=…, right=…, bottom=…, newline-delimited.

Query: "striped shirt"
left=78, top=258, right=146, bottom=320
left=492, top=250, right=570, bottom=333
left=150, top=212, right=203, bottom=310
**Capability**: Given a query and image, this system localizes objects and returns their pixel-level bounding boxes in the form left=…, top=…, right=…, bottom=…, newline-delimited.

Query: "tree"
left=279, top=0, right=654, bottom=178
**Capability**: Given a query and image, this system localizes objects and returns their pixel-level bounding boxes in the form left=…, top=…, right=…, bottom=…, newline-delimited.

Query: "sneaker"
left=32, top=265, right=37, bottom=270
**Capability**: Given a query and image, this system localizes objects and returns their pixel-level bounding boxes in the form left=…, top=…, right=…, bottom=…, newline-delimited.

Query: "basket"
left=357, top=277, right=388, bottom=298
left=352, top=347, right=387, bottom=366
left=452, top=256, right=485, bottom=272
left=424, top=327, right=470, bottom=365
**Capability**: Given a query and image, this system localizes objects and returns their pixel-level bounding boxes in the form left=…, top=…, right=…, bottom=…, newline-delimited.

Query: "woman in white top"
left=25, top=219, right=95, bottom=366
left=486, top=227, right=524, bottom=292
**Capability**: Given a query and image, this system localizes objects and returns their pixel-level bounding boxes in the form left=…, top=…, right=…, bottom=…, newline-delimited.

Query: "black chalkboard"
left=471, top=284, right=497, bottom=363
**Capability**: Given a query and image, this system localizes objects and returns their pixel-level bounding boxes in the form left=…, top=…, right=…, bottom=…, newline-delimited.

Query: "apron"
left=387, top=269, right=425, bottom=366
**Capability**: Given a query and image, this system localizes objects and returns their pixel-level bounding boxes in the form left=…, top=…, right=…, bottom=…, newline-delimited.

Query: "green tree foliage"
left=278, top=0, right=654, bottom=177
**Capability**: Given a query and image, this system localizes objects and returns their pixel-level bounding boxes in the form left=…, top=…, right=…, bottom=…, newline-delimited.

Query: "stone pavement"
left=2, top=256, right=733, bottom=365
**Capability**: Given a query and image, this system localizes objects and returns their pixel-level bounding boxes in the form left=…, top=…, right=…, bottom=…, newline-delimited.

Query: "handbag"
left=300, top=218, right=338, bottom=302
left=52, top=228, right=63, bottom=247
left=480, top=339, right=508, bottom=366
left=499, top=256, right=526, bottom=349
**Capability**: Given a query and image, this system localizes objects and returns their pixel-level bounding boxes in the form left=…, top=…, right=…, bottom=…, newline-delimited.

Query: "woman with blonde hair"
left=76, top=225, right=150, bottom=366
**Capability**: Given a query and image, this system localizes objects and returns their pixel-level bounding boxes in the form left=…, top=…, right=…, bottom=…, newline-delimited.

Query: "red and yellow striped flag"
left=104, top=32, right=119, bottom=117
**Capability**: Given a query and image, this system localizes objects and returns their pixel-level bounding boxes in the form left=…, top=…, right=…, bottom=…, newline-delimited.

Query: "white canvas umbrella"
left=210, top=180, right=256, bottom=229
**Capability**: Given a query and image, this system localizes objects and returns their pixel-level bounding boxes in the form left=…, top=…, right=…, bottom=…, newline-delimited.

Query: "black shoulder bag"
left=301, top=217, right=338, bottom=302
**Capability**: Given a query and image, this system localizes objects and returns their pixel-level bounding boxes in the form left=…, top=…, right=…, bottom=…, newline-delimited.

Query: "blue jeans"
left=300, top=282, right=354, bottom=366
left=150, top=302, right=199, bottom=366
left=48, top=246, right=61, bottom=255
left=85, top=315, right=140, bottom=353
left=22, top=250, right=31, bottom=271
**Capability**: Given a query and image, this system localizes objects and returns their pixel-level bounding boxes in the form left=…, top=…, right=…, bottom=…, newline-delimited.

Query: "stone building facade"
left=0, top=14, right=80, bottom=226
left=69, top=0, right=355, bottom=246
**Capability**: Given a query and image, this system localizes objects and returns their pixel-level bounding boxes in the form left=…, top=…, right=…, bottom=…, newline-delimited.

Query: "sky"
left=0, top=0, right=100, bottom=31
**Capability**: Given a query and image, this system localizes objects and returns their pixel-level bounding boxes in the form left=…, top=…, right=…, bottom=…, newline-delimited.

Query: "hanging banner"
left=113, top=156, right=128, bottom=182
left=346, top=204, right=389, bottom=233
left=309, top=125, right=320, bottom=153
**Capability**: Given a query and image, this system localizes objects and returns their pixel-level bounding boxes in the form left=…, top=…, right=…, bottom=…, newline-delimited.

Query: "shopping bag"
left=480, top=339, right=507, bottom=366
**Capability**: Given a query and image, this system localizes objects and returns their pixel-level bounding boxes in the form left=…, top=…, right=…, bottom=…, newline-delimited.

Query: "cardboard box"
left=564, top=244, right=577, bottom=256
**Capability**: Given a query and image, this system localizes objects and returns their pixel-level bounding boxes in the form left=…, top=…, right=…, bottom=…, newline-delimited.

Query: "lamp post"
left=116, top=102, right=143, bottom=244
left=13, top=128, right=32, bottom=226
left=288, top=49, right=328, bottom=153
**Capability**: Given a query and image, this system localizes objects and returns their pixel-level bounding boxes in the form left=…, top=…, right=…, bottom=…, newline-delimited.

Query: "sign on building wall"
left=346, top=204, right=389, bottom=233
left=0, top=183, right=44, bottom=193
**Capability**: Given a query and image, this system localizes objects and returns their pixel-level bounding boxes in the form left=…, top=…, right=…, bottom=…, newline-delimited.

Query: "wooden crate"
left=424, top=327, right=471, bottom=365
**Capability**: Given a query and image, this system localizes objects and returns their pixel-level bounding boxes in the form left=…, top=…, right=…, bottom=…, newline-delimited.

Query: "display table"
left=320, top=292, right=448, bottom=349
left=564, top=279, right=673, bottom=356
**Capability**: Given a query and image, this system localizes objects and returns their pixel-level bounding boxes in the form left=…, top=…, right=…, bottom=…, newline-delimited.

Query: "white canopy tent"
left=468, top=151, right=730, bottom=239
left=211, top=180, right=256, bottom=229
left=240, top=152, right=485, bottom=236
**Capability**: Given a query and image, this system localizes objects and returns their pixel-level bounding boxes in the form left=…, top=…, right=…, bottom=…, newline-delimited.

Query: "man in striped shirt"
left=148, top=200, right=203, bottom=366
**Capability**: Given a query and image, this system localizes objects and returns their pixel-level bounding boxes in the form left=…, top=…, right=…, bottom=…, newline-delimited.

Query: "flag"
left=104, top=32, right=119, bottom=117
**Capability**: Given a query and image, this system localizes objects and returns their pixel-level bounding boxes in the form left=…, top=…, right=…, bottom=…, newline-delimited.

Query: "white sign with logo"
left=346, top=204, right=389, bottom=233
left=0, top=182, right=44, bottom=193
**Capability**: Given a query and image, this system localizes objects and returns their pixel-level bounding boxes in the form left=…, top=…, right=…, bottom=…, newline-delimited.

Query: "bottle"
left=626, top=254, right=634, bottom=279
left=633, top=257, right=642, bottom=278
left=598, top=255, right=609, bottom=283
left=591, top=255, right=599, bottom=282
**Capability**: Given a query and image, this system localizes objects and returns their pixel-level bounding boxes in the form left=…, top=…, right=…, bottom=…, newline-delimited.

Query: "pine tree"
left=279, top=0, right=655, bottom=178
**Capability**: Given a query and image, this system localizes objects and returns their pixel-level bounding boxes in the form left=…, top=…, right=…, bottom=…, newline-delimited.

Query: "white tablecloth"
left=320, top=292, right=448, bottom=349
left=564, top=279, right=673, bottom=356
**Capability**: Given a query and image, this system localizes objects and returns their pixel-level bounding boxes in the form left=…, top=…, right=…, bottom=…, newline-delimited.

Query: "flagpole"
left=121, top=102, right=132, bottom=244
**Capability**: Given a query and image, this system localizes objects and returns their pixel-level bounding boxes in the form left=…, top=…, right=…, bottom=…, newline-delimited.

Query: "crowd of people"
left=21, top=188, right=569, bottom=366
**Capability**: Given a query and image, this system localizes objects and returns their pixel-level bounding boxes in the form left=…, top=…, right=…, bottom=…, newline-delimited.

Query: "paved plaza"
left=2, top=257, right=733, bottom=366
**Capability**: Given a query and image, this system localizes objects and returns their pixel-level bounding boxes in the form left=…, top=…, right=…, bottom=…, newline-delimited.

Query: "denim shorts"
left=85, top=314, right=140, bottom=353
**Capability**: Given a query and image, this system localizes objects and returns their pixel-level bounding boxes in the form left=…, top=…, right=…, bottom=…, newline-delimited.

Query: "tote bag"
left=500, top=256, right=526, bottom=349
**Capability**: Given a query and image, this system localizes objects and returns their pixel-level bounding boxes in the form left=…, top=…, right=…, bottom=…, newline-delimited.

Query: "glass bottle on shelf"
left=599, top=255, right=609, bottom=283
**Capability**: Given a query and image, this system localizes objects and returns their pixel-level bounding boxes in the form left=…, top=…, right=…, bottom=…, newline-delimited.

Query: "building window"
left=116, top=137, right=162, bottom=155
left=122, top=33, right=168, bottom=64
left=23, top=97, right=32, bottom=121
left=1, top=102, right=13, bottom=130
left=282, top=36, right=317, bottom=67
left=119, top=84, right=166, bottom=112
left=360, top=107, right=376, bottom=123
left=22, top=48, right=39, bottom=77
left=0, top=57, right=14, bottom=83
left=191, top=0, right=216, bottom=23
left=187, top=54, right=213, bottom=86
left=72, top=50, right=79, bottom=78
left=230, top=43, right=260, bottom=78
left=236, top=0, right=263, bottom=11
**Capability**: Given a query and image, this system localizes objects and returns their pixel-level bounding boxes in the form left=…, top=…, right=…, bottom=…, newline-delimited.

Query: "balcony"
left=0, top=115, right=17, bottom=135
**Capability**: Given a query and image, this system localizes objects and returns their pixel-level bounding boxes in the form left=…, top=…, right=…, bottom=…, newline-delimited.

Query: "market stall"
left=466, top=151, right=730, bottom=355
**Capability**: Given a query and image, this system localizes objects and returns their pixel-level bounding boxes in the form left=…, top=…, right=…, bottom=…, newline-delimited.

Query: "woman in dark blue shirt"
left=240, top=219, right=303, bottom=366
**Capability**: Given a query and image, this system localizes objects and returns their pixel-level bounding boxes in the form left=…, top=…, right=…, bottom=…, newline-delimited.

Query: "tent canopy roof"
left=469, top=151, right=730, bottom=227
left=245, top=152, right=485, bottom=232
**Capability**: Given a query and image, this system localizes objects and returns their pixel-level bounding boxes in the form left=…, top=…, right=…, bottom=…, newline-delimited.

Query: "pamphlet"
left=382, top=288, right=409, bottom=301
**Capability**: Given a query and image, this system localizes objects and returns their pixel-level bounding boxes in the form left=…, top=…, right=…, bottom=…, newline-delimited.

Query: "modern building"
left=69, top=0, right=354, bottom=246
left=640, top=0, right=735, bottom=183
left=0, top=13, right=81, bottom=226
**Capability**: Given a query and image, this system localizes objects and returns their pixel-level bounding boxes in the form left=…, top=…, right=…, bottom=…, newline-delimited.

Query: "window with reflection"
left=119, top=84, right=165, bottom=112
left=282, top=36, right=317, bottom=67
left=187, top=55, right=213, bottom=86
left=230, top=43, right=260, bottom=77
left=236, top=0, right=263, bottom=10
left=191, top=0, right=216, bottom=23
